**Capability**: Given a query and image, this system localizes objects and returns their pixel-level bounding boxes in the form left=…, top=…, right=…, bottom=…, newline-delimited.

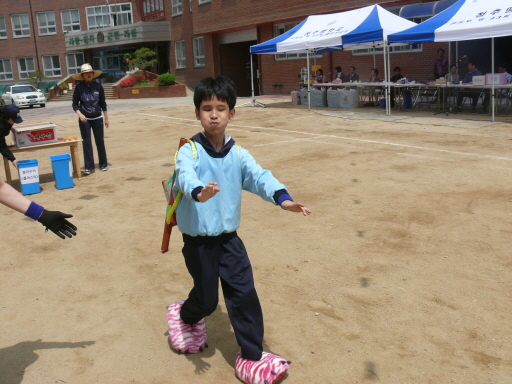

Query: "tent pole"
left=492, top=37, right=495, bottom=122
left=237, top=54, right=265, bottom=108
left=307, top=50, right=311, bottom=111
left=383, top=43, right=387, bottom=115
left=373, top=46, right=376, bottom=68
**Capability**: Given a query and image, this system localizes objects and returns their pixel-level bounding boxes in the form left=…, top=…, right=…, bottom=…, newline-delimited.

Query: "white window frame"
left=86, top=2, right=132, bottom=30
left=193, top=36, right=205, bottom=67
left=172, top=0, right=183, bottom=16
left=274, top=22, right=321, bottom=61
left=42, top=54, right=62, bottom=77
left=61, top=9, right=81, bottom=32
left=11, top=14, right=30, bottom=38
left=66, top=53, right=85, bottom=75
left=351, top=44, right=422, bottom=56
left=17, top=57, right=35, bottom=79
left=0, top=59, right=13, bottom=80
left=37, top=11, right=56, bottom=35
left=0, top=16, right=7, bottom=39
left=175, top=40, right=186, bottom=68
left=199, top=0, right=211, bottom=4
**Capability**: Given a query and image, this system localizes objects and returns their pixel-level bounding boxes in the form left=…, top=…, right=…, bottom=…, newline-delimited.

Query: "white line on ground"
left=137, top=113, right=512, bottom=162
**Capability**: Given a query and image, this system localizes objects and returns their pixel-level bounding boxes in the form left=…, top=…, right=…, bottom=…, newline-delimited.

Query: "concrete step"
left=52, top=83, right=117, bottom=101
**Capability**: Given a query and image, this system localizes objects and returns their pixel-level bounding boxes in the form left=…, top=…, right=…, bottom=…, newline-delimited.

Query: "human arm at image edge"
left=0, top=178, right=77, bottom=238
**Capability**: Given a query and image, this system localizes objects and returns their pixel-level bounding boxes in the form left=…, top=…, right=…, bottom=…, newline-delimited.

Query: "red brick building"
left=0, top=0, right=508, bottom=96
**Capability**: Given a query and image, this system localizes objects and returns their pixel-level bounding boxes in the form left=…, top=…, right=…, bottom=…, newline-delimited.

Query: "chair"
left=413, top=86, right=437, bottom=108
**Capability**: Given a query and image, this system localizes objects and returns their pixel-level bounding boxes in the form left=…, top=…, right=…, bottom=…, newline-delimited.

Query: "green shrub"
left=158, top=74, right=176, bottom=86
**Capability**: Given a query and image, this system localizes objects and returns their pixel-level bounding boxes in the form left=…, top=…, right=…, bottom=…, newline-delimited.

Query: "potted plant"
left=60, top=82, right=69, bottom=94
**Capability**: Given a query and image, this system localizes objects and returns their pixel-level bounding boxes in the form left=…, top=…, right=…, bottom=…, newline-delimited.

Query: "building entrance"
left=220, top=41, right=259, bottom=97
left=92, top=48, right=134, bottom=82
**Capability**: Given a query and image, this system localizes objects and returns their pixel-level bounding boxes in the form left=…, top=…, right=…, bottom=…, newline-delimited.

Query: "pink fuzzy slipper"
left=167, top=300, right=207, bottom=354
left=235, top=351, right=291, bottom=384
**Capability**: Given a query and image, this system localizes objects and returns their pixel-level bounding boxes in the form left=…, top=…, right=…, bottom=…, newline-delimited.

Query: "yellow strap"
left=166, top=191, right=183, bottom=224
left=167, top=140, right=196, bottom=224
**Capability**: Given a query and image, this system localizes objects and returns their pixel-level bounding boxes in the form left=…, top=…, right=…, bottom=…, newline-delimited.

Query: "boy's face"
left=195, top=96, right=235, bottom=138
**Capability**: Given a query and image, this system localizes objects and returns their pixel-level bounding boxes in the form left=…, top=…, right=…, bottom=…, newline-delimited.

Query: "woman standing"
left=72, top=64, right=109, bottom=175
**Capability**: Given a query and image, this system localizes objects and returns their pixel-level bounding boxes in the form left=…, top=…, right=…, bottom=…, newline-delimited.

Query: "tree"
left=28, top=70, right=47, bottom=89
left=130, top=47, right=157, bottom=81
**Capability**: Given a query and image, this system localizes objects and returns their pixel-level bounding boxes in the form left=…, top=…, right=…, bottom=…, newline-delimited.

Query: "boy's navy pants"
left=180, top=232, right=264, bottom=361
left=79, top=117, right=107, bottom=170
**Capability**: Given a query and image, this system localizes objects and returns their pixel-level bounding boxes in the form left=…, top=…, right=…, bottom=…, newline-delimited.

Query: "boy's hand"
left=281, top=200, right=311, bottom=216
left=197, top=182, right=220, bottom=202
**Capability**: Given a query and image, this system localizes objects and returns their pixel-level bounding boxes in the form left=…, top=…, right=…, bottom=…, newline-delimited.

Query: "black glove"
left=37, top=210, right=77, bottom=239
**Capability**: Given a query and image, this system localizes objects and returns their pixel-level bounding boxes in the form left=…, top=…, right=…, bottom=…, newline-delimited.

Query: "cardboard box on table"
left=472, top=76, right=486, bottom=86
left=486, top=73, right=507, bottom=85
left=12, top=123, right=58, bottom=148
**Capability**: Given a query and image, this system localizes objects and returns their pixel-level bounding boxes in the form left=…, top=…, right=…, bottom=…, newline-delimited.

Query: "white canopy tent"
left=248, top=5, right=417, bottom=114
left=388, top=0, right=512, bottom=121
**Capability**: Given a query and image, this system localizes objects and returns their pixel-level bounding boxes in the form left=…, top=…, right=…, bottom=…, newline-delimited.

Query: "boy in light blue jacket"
left=167, top=76, right=311, bottom=384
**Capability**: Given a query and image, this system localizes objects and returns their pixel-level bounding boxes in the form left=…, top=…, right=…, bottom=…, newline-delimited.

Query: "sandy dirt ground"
left=1, top=97, right=512, bottom=384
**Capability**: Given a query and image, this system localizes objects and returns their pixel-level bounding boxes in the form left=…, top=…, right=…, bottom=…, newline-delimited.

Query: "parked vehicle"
left=2, top=84, right=46, bottom=108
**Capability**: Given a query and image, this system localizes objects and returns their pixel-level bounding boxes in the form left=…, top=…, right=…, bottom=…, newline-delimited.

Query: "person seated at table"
left=365, top=68, right=381, bottom=106
left=481, top=63, right=512, bottom=113
left=390, top=66, right=404, bottom=108
left=315, top=68, right=326, bottom=83
left=446, top=64, right=459, bottom=84
left=332, top=66, right=346, bottom=82
left=0, top=104, right=24, bottom=169
left=434, top=48, right=449, bottom=79
left=346, top=66, right=360, bottom=82
left=369, top=68, right=380, bottom=83
left=456, top=61, right=482, bottom=113
left=498, top=63, right=512, bottom=83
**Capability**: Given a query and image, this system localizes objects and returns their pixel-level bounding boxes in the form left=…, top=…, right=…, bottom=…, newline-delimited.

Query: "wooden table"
left=3, top=139, right=82, bottom=185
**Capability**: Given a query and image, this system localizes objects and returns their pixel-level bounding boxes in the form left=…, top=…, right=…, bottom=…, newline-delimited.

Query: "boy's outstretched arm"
left=197, top=182, right=220, bottom=203
left=281, top=200, right=311, bottom=216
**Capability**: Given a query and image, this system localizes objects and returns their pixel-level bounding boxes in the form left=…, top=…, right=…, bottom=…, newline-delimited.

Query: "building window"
left=11, top=14, right=30, bottom=37
left=351, top=44, right=422, bottom=56
left=42, top=55, right=61, bottom=77
left=66, top=53, right=85, bottom=75
left=17, top=57, right=35, bottom=79
left=0, top=59, right=13, bottom=80
left=175, top=40, right=186, bottom=68
left=86, top=3, right=132, bottom=30
left=37, top=11, right=56, bottom=35
left=199, top=0, right=211, bottom=4
left=140, top=0, right=165, bottom=21
left=172, top=0, right=183, bottom=16
left=61, top=9, right=81, bottom=32
left=274, top=22, right=321, bottom=61
left=0, top=16, right=7, bottom=39
left=193, top=37, right=205, bottom=67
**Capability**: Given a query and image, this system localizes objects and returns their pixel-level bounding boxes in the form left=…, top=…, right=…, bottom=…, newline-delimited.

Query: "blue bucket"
left=17, top=159, right=40, bottom=195
left=50, top=154, right=74, bottom=190
left=379, top=98, right=386, bottom=108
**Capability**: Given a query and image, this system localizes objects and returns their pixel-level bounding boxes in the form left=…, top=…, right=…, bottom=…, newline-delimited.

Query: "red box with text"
left=12, top=123, right=58, bottom=148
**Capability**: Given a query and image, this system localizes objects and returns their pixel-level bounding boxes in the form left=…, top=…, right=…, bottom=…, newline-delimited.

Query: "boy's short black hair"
left=194, top=76, right=237, bottom=110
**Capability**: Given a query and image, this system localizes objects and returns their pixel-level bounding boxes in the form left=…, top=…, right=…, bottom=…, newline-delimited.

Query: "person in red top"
left=434, top=48, right=449, bottom=79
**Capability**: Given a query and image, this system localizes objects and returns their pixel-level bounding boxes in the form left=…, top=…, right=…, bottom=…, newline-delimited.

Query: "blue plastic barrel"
left=17, top=159, right=40, bottom=195
left=49, top=154, right=74, bottom=190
